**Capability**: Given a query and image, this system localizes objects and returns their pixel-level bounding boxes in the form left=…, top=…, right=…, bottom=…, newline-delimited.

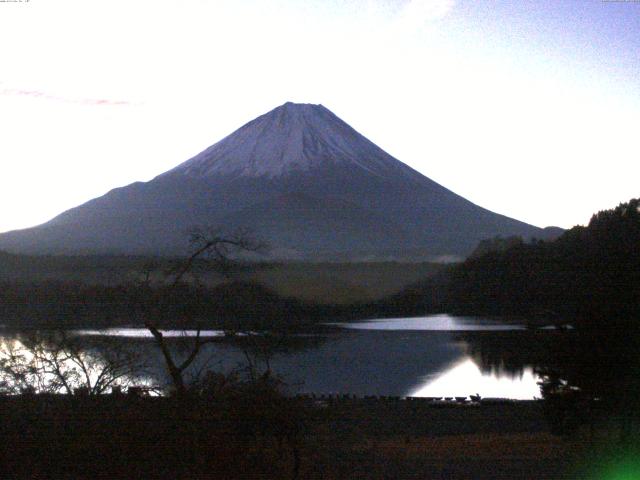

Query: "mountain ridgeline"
left=0, top=102, right=557, bottom=260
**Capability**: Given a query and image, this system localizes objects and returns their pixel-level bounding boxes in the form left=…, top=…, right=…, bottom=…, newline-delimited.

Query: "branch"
left=177, top=328, right=203, bottom=372
left=142, top=227, right=267, bottom=394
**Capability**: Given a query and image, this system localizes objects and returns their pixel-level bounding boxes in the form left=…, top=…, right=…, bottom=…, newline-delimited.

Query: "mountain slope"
left=0, top=102, right=553, bottom=260
left=165, top=102, right=422, bottom=181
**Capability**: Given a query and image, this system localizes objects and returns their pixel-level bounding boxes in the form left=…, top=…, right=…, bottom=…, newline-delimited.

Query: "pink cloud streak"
left=0, top=86, right=139, bottom=106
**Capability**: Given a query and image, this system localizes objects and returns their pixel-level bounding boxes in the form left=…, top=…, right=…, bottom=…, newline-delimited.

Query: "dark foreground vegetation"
left=0, top=390, right=592, bottom=479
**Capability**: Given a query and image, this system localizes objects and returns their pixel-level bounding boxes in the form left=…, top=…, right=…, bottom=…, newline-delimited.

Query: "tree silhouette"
left=140, top=227, right=266, bottom=396
left=449, top=198, right=640, bottom=439
left=0, top=331, right=145, bottom=395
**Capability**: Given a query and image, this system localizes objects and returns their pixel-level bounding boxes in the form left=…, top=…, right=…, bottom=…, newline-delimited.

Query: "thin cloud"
left=394, top=0, right=456, bottom=30
left=0, top=85, right=138, bottom=107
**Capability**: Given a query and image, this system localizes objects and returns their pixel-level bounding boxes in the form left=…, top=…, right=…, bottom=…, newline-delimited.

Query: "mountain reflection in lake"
left=2, top=315, right=546, bottom=398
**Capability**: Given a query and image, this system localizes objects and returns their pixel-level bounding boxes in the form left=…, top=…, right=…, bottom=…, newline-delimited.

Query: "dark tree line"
left=448, top=198, right=640, bottom=439
left=448, top=198, right=639, bottom=323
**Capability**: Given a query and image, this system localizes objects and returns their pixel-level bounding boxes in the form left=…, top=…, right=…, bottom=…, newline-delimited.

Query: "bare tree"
left=0, top=331, right=146, bottom=395
left=141, top=227, right=265, bottom=396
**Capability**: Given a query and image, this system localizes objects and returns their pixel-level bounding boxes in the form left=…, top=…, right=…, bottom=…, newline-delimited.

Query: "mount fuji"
left=0, top=102, right=555, bottom=260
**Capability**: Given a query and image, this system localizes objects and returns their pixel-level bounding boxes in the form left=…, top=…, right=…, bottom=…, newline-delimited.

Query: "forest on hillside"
left=447, top=198, right=639, bottom=323
left=445, top=198, right=640, bottom=437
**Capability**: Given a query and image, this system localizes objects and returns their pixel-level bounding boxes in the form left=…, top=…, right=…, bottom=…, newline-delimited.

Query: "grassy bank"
left=0, top=394, right=586, bottom=479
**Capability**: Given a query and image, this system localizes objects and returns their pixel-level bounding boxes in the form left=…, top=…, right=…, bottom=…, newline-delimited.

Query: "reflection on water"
left=408, top=357, right=541, bottom=400
left=329, top=315, right=542, bottom=399
left=332, top=314, right=526, bottom=331
left=0, top=315, right=553, bottom=399
left=74, top=328, right=225, bottom=338
left=0, top=334, right=152, bottom=395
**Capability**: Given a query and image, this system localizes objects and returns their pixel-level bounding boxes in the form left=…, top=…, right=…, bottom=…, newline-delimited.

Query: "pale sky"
left=1, top=0, right=638, bottom=233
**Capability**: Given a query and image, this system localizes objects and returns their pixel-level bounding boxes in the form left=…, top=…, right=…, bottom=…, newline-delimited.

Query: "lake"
left=66, top=314, right=543, bottom=399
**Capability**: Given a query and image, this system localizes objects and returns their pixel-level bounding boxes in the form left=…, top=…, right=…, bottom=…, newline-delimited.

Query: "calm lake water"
left=68, top=314, right=543, bottom=399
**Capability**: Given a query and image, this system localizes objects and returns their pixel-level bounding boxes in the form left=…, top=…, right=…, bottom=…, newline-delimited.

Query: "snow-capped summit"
left=169, top=102, right=418, bottom=180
